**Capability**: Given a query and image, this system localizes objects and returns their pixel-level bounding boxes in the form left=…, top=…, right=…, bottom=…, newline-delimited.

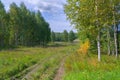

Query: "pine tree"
left=51, top=31, right=56, bottom=42
left=63, top=30, right=68, bottom=42
left=68, top=30, right=76, bottom=42
left=0, top=0, right=7, bottom=47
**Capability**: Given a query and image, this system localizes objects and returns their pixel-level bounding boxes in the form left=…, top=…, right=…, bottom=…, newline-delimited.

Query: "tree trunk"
left=97, top=31, right=101, bottom=62
left=113, top=4, right=118, bottom=58
left=15, top=32, right=17, bottom=46
left=95, top=0, right=101, bottom=61
left=107, top=28, right=111, bottom=55
left=114, top=24, right=118, bottom=58
left=117, top=27, right=119, bottom=55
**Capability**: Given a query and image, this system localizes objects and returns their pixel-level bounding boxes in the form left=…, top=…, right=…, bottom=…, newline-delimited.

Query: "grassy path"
left=11, top=54, right=56, bottom=79
left=0, top=43, right=77, bottom=80
left=53, top=58, right=65, bottom=80
left=22, top=53, right=62, bottom=80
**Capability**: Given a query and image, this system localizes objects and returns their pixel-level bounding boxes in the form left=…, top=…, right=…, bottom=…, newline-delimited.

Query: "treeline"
left=0, top=1, right=51, bottom=48
left=65, top=0, right=120, bottom=61
left=51, top=30, right=77, bottom=42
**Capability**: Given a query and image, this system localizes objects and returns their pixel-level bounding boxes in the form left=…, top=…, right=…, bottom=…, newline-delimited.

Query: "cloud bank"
left=25, top=0, right=64, bottom=13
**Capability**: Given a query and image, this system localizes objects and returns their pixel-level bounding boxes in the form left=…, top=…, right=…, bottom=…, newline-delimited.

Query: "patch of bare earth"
left=54, top=59, right=65, bottom=80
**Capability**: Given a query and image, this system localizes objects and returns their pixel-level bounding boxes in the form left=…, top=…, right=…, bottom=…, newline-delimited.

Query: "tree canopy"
left=0, top=1, right=51, bottom=48
left=64, top=0, right=120, bottom=61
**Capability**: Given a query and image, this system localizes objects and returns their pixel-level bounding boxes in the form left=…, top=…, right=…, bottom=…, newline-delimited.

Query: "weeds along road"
left=7, top=43, right=77, bottom=80
left=21, top=52, right=65, bottom=80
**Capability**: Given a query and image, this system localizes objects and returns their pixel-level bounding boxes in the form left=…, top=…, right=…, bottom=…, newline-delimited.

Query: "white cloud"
left=25, top=0, right=63, bottom=13
left=25, top=0, right=39, bottom=5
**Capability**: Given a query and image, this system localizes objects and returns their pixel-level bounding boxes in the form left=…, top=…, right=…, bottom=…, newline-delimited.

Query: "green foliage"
left=63, top=30, right=69, bottom=42
left=51, top=30, right=77, bottom=42
left=68, top=30, right=76, bottom=42
left=0, top=1, right=51, bottom=48
left=55, top=32, right=63, bottom=41
left=0, top=0, right=9, bottom=47
left=64, top=0, right=120, bottom=61
left=51, top=31, right=56, bottom=42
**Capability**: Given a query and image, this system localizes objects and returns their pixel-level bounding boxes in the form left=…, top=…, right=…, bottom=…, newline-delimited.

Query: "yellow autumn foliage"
left=78, top=40, right=90, bottom=55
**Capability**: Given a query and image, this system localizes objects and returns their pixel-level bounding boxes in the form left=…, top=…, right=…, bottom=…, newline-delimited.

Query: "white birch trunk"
left=107, top=28, right=111, bottom=55
left=114, top=23, right=118, bottom=57
left=97, top=32, right=101, bottom=61
left=95, top=0, right=101, bottom=61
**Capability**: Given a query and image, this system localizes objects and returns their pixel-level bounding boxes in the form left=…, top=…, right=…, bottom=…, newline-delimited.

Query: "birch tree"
left=65, top=0, right=102, bottom=61
left=64, top=0, right=120, bottom=61
left=110, top=0, right=120, bottom=58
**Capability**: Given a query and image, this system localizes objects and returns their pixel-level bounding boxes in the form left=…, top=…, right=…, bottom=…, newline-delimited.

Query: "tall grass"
left=0, top=48, right=47, bottom=79
left=64, top=52, right=120, bottom=80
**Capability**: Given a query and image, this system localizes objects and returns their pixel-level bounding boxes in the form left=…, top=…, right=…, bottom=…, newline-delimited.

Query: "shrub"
left=78, top=40, right=90, bottom=56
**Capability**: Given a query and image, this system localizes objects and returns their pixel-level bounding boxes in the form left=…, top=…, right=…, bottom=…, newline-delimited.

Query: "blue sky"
left=1, top=0, right=76, bottom=32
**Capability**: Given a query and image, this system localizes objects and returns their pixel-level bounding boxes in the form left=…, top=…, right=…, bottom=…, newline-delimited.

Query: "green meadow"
left=0, top=43, right=76, bottom=80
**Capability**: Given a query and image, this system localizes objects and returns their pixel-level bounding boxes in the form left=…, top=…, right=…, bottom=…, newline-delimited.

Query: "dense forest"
left=51, top=30, right=77, bottom=42
left=0, top=1, right=51, bottom=48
